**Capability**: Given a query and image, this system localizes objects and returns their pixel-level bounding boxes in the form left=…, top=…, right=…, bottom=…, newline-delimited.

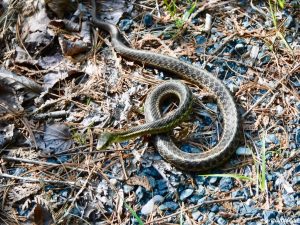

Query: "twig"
left=2, top=156, right=92, bottom=174
left=144, top=197, right=244, bottom=224
left=0, top=173, right=77, bottom=186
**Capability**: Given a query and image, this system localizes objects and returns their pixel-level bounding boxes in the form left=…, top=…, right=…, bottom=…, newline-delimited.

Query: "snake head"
left=97, top=132, right=114, bottom=150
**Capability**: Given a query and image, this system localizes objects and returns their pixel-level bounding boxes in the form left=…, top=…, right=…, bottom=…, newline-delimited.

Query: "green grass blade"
left=260, top=134, right=267, bottom=192
left=277, top=31, right=294, bottom=55
left=124, top=202, right=144, bottom=225
left=277, top=0, right=285, bottom=9
left=200, top=174, right=254, bottom=182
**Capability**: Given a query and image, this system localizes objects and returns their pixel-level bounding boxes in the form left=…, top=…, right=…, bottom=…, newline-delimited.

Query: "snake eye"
left=97, top=133, right=113, bottom=150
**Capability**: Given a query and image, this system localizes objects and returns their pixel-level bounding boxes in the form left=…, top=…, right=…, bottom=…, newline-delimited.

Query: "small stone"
left=136, top=186, right=144, bottom=201
left=260, top=55, right=271, bottom=65
left=217, top=217, right=227, bottom=225
left=159, top=201, right=179, bottom=211
left=265, top=134, right=279, bottom=144
left=195, top=176, right=205, bottom=185
left=179, top=56, right=192, bottom=64
left=209, top=177, right=218, bottom=185
left=196, top=47, right=205, bottom=54
left=283, top=163, right=292, bottom=170
left=156, top=179, right=168, bottom=190
left=245, top=199, right=256, bottom=207
left=181, top=143, right=201, bottom=153
left=141, top=195, right=164, bottom=215
left=263, top=210, right=278, bottom=220
left=250, top=45, right=259, bottom=59
left=192, top=210, right=201, bottom=220
left=180, top=189, right=194, bottom=201
left=296, top=129, right=300, bottom=145
left=197, top=185, right=206, bottom=196
left=293, top=176, right=300, bottom=185
left=195, top=35, right=207, bottom=45
left=236, top=146, right=252, bottom=156
left=143, top=13, right=153, bottom=27
left=284, top=15, right=294, bottom=28
left=276, top=105, right=284, bottom=115
left=286, top=35, right=293, bottom=43
left=119, top=19, right=133, bottom=31
left=123, top=185, right=134, bottom=194
left=219, top=177, right=234, bottom=192
left=239, top=205, right=260, bottom=216
left=282, top=193, right=296, bottom=207
left=294, top=164, right=300, bottom=173
left=208, top=212, right=215, bottom=220
left=235, top=43, right=244, bottom=50
left=211, top=204, right=219, bottom=213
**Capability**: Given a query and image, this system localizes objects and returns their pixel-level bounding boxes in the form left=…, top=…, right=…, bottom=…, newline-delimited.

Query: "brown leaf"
left=126, top=176, right=151, bottom=191
left=34, top=204, right=54, bottom=225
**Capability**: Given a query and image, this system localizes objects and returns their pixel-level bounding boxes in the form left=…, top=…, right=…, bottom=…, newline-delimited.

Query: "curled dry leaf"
left=34, top=204, right=54, bottom=225
left=126, top=176, right=151, bottom=191
left=0, top=67, right=43, bottom=101
left=42, top=123, right=73, bottom=154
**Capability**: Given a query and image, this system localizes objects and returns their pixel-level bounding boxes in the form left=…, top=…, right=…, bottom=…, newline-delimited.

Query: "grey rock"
left=250, top=45, right=260, bottom=59
left=211, top=204, right=219, bottom=213
left=293, top=176, right=300, bottom=185
left=296, top=129, right=300, bottom=145
left=119, top=19, right=133, bottom=31
left=236, top=146, right=252, bottom=156
left=263, top=210, right=278, bottom=220
left=143, top=13, right=153, bottom=27
left=284, top=15, right=294, bottom=28
left=209, top=177, right=218, bottom=185
left=217, top=217, right=227, bottom=225
left=159, top=201, right=179, bottom=211
left=141, top=195, right=164, bottom=215
left=219, top=177, right=234, bottom=192
left=265, top=134, right=279, bottom=144
left=283, top=193, right=296, bottom=207
left=180, top=188, right=194, bottom=201
left=192, top=210, right=201, bottom=220
left=123, top=185, right=134, bottom=194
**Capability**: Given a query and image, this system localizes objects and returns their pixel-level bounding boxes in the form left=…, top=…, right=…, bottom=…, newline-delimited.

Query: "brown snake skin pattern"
left=92, top=10, right=240, bottom=171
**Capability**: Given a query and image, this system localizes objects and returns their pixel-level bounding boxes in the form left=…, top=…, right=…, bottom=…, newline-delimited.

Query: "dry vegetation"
left=0, top=0, right=299, bottom=224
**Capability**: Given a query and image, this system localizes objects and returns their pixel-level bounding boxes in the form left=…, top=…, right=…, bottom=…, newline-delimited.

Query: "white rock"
left=141, top=195, right=164, bottom=215
left=250, top=45, right=260, bottom=59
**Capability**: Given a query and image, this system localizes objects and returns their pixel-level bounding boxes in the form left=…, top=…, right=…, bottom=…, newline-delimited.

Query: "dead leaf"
left=41, top=123, right=73, bottom=154
left=126, top=176, right=151, bottom=191
left=34, top=204, right=54, bottom=225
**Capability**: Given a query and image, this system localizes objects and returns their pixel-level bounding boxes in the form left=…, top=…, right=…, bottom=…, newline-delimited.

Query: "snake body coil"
left=92, top=4, right=240, bottom=171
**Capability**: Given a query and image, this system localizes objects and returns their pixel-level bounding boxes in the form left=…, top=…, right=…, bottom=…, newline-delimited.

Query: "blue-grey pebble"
left=123, top=184, right=134, bottom=194
left=159, top=201, right=179, bottom=211
left=219, top=177, right=234, bottom=192
left=180, top=188, right=194, bottom=201
left=211, top=204, right=219, bottom=213
left=283, top=193, right=296, bottom=207
left=217, top=217, right=228, bottom=225
left=119, top=19, right=133, bottom=31
left=236, top=146, right=252, bottom=156
left=263, top=210, right=278, bottom=220
left=293, top=176, right=300, bottom=185
left=209, top=177, right=218, bottom=185
left=143, top=13, right=153, bottom=27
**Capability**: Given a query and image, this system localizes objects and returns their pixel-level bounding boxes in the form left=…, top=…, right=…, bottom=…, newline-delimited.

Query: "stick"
left=0, top=173, right=77, bottom=186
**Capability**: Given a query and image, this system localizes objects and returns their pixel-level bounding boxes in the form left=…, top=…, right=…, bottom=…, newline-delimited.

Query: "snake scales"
left=91, top=1, right=240, bottom=171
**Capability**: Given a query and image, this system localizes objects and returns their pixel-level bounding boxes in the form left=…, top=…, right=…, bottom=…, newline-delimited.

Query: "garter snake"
left=91, top=0, right=239, bottom=171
